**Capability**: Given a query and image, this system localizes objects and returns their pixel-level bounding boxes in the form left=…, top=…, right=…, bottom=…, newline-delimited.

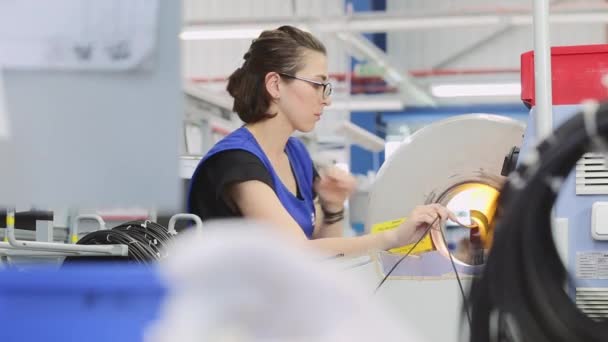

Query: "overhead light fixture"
left=431, top=82, right=521, bottom=98
left=180, top=25, right=311, bottom=41
left=328, top=97, right=404, bottom=111
left=180, top=28, right=263, bottom=41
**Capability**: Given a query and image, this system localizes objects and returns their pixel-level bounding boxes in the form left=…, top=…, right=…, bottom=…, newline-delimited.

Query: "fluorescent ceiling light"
left=431, top=82, right=521, bottom=98
left=180, top=25, right=311, bottom=41
left=328, top=97, right=404, bottom=111
left=180, top=28, right=263, bottom=41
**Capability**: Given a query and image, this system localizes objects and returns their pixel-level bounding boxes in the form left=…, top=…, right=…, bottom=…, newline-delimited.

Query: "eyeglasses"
left=278, top=73, right=333, bottom=99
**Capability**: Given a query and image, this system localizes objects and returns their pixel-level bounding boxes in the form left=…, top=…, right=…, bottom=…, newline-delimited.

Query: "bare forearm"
left=314, top=220, right=344, bottom=238
left=308, top=232, right=396, bottom=257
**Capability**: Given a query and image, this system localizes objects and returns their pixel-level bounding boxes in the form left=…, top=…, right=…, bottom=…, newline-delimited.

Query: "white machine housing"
left=367, top=114, right=525, bottom=229
left=354, top=114, right=525, bottom=342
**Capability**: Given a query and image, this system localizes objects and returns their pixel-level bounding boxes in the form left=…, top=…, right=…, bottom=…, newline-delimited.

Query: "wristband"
left=322, top=207, right=344, bottom=225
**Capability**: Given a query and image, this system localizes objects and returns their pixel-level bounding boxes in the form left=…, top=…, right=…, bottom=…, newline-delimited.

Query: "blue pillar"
left=348, top=0, right=387, bottom=176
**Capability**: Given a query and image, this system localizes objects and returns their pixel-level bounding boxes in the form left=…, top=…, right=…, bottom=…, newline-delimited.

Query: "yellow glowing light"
left=432, top=182, right=501, bottom=265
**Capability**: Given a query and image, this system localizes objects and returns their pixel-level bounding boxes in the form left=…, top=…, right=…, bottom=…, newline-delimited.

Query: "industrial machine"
left=344, top=44, right=608, bottom=342
left=367, top=114, right=524, bottom=268
left=516, top=44, right=608, bottom=320
left=468, top=44, right=608, bottom=339
left=339, top=114, right=524, bottom=341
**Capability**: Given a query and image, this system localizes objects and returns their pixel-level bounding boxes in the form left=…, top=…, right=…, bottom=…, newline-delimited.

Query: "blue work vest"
left=190, top=127, right=316, bottom=239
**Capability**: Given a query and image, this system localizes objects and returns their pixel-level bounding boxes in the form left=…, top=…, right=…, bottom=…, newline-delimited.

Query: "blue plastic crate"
left=0, top=264, right=166, bottom=342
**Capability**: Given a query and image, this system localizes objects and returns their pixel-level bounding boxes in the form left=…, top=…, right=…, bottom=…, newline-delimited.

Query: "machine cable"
left=438, top=220, right=473, bottom=327
left=374, top=216, right=438, bottom=293
left=375, top=213, right=474, bottom=330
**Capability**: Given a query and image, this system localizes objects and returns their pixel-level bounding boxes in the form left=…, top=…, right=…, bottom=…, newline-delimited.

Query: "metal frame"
left=183, top=8, right=608, bottom=34
left=0, top=212, right=204, bottom=259
left=0, top=210, right=127, bottom=257
left=69, top=214, right=107, bottom=244
left=334, top=31, right=436, bottom=107
left=534, top=0, right=554, bottom=140
left=168, top=213, right=203, bottom=235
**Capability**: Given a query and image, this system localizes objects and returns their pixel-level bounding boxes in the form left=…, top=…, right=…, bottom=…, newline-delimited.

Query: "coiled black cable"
left=66, top=220, right=173, bottom=264
left=469, top=102, right=608, bottom=341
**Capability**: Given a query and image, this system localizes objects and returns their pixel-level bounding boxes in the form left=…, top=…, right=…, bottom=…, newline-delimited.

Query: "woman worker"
left=188, top=25, right=456, bottom=256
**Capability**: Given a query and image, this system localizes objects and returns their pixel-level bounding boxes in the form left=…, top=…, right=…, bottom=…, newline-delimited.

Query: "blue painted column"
left=348, top=0, right=387, bottom=176
left=347, top=0, right=387, bottom=235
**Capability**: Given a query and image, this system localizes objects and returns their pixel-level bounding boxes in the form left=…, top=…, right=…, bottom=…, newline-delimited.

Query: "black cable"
left=69, top=220, right=174, bottom=264
left=123, top=220, right=173, bottom=244
left=114, top=226, right=159, bottom=260
left=469, top=102, right=608, bottom=342
left=105, top=229, right=149, bottom=263
left=118, top=224, right=166, bottom=261
left=438, top=220, right=472, bottom=328
left=126, top=226, right=166, bottom=256
left=129, top=221, right=173, bottom=257
left=374, top=215, right=438, bottom=293
left=111, top=220, right=172, bottom=257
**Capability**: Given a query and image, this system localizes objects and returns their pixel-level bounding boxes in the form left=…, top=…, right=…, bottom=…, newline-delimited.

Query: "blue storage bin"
left=0, top=264, right=166, bottom=342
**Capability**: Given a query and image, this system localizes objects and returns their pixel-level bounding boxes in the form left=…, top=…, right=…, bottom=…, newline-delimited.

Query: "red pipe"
left=189, top=68, right=520, bottom=84
left=409, top=68, right=519, bottom=77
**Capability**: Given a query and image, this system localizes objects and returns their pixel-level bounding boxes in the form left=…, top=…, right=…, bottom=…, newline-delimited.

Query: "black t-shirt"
left=188, top=150, right=319, bottom=221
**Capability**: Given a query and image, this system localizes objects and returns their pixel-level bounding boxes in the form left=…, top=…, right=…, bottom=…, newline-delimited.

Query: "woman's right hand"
left=384, top=204, right=456, bottom=249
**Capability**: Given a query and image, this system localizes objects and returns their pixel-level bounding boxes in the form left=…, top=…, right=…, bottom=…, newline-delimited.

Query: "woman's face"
left=278, top=50, right=332, bottom=133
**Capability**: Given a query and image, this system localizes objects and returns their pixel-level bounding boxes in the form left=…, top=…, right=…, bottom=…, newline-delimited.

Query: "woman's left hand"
left=314, top=166, right=357, bottom=212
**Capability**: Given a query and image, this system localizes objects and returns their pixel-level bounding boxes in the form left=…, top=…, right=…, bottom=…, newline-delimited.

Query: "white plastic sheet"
left=146, top=220, right=426, bottom=342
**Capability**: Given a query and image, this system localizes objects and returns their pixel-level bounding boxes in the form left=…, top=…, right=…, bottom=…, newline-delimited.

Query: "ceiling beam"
left=334, top=32, right=436, bottom=107
left=183, top=8, right=608, bottom=37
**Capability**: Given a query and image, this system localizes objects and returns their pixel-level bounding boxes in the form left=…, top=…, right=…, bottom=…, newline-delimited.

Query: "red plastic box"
left=521, top=44, right=608, bottom=107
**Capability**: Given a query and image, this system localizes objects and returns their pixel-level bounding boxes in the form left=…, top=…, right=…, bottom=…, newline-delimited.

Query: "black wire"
left=107, top=225, right=155, bottom=261
left=107, top=229, right=149, bottom=263
left=117, top=220, right=172, bottom=243
left=438, top=220, right=472, bottom=328
left=112, top=220, right=172, bottom=256
left=374, top=215, right=438, bottom=293
left=115, top=226, right=159, bottom=260
left=127, top=220, right=173, bottom=244
left=372, top=210, right=476, bottom=334
left=72, top=220, right=174, bottom=264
